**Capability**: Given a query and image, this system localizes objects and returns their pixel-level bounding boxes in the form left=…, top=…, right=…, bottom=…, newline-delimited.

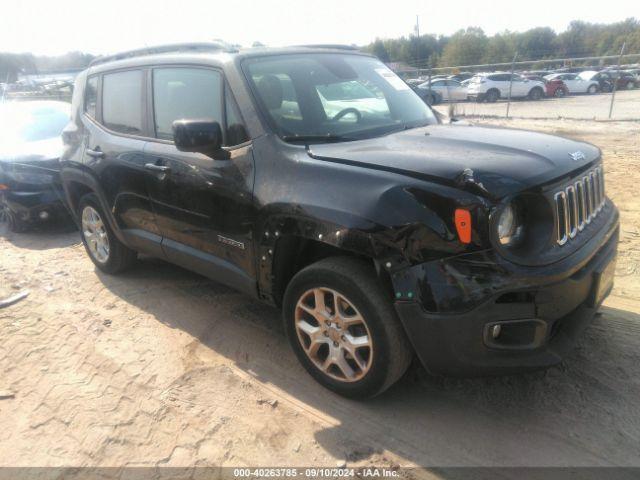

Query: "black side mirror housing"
left=172, top=120, right=227, bottom=158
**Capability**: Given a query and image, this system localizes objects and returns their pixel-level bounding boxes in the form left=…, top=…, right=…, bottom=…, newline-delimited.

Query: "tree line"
left=364, top=18, right=640, bottom=69
left=2, top=19, right=639, bottom=82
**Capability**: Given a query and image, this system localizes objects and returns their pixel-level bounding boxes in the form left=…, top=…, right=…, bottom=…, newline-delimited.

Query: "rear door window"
left=152, top=67, right=223, bottom=140
left=102, top=70, right=143, bottom=135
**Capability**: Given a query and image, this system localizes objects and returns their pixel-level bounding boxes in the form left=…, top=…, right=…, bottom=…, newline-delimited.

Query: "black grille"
left=554, top=166, right=605, bottom=246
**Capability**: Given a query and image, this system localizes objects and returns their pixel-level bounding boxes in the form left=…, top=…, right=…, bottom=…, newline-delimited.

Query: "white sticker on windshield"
left=375, top=67, right=410, bottom=91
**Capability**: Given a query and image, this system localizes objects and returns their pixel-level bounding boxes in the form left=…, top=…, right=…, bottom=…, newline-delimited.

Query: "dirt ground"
left=1, top=117, right=639, bottom=474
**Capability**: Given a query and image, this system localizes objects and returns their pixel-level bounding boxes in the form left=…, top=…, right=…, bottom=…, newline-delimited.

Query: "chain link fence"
left=403, top=51, right=640, bottom=121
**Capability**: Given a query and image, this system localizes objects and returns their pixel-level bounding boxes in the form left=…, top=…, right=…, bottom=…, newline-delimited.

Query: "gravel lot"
left=1, top=117, right=639, bottom=474
left=433, top=88, right=640, bottom=121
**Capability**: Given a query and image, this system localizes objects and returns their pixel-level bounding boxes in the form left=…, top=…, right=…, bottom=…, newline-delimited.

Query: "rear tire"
left=78, top=193, right=136, bottom=274
left=587, top=84, right=598, bottom=94
left=283, top=257, right=413, bottom=398
left=554, top=87, right=566, bottom=98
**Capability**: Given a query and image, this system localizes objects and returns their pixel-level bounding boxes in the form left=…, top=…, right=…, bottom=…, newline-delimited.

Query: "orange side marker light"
left=455, top=209, right=472, bottom=244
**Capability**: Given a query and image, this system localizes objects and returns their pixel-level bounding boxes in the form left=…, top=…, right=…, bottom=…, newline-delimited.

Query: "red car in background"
left=524, top=74, right=569, bottom=97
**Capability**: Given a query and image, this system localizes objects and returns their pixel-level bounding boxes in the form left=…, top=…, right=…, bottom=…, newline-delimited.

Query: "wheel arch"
left=61, top=167, right=129, bottom=245
left=257, top=210, right=395, bottom=306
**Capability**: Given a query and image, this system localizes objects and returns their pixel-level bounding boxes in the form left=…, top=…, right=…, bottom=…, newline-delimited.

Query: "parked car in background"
left=448, top=72, right=473, bottom=82
left=408, top=82, right=443, bottom=105
left=405, top=78, right=426, bottom=86
left=0, top=101, right=70, bottom=232
left=601, top=70, right=639, bottom=90
left=418, top=78, right=467, bottom=102
left=467, top=73, right=546, bottom=102
left=523, top=74, right=569, bottom=97
left=578, top=71, right=614, bottom=93
left=545, top=73, right=600, bottom=94
left=525, top=70, right=553, bottom=77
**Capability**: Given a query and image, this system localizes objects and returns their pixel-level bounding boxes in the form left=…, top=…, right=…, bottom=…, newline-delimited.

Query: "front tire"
left=283, top=257, right=413, bottom=398
left=528, top=87, right=543, bottom=100
left=485, top=89, right=499, bottom=103
left=0, top=204, right=28, bottom=233
left=78, top=193, right=136, bottom=274
left=554, top=87, right=566, bottom=98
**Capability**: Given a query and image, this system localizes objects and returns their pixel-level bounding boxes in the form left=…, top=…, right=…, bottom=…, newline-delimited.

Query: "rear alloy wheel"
left=78, top=193, right=136, bottom=274
left=554, top=87, right=566, bottom=98
left=284, top=257, right=412, bottom=398
left=587, top=84, right=598, bottom=94
left=82, top=206, right=110, bottom=264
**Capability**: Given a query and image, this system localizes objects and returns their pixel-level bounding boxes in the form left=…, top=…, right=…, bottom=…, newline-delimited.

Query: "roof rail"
left=294, top=44, right=360, bottom=51
left=89, top=42, right=237, bottom=67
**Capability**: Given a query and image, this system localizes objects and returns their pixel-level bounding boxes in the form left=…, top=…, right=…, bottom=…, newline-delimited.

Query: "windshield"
left=244, top=54, right=437, bottom=142
left=0, top=102, right=69, bottom=144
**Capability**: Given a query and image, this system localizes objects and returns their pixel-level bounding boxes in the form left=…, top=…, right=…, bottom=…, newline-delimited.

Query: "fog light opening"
left=38, top=211, right=50, bottom=220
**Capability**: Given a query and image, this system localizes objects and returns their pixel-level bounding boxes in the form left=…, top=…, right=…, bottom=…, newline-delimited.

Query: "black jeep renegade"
left=60, top=43, right=619, bottom=398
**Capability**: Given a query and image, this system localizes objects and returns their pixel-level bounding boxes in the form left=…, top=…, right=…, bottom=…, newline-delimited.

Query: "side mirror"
left=172, top=120, right=226, bottom=158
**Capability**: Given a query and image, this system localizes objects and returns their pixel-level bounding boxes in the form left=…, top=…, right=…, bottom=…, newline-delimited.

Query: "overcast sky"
left=1, top=0, right=637, bottom=56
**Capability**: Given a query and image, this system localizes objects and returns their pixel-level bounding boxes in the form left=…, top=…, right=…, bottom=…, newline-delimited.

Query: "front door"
left=142, top=66, right=256, bottom=294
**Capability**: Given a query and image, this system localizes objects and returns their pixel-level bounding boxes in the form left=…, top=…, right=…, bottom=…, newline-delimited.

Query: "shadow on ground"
left=0, top=219, right=78, bottom=250
left=96, top=257, right=640, bottom=469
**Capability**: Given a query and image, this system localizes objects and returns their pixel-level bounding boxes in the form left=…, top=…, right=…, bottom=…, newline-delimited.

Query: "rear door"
left=142, top=66, right=257, bottom=294
left=82, top=69, right=163, bottom=256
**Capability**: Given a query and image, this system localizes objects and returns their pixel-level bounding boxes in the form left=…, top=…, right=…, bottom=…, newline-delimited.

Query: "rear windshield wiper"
left=281, top=133, right=357, bottom=143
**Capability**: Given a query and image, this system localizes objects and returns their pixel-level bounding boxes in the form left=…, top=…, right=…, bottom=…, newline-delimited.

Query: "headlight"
left=497, top=203, right=524, bottom=246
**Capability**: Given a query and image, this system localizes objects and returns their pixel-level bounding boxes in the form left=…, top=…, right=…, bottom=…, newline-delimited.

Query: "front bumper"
left=392, top=202, right=620, bottom=377
left=1, top=188, right=68, bottom=223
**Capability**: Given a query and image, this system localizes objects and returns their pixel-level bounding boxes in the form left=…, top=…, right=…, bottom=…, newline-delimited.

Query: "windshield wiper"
left=281, top=133, right=357, bottom=143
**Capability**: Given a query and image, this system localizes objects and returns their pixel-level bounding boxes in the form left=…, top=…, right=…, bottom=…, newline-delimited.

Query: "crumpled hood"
left=307, top=124, right=600, bottom=198
left=0, top=136, right=63, bottom=169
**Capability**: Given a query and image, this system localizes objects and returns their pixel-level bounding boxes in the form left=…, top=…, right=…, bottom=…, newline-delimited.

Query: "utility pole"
left=506, top=51, right=518, bottom=119
left=415, top=15, right=421, bottom=76
left=609, top=42, right=626, bottom=119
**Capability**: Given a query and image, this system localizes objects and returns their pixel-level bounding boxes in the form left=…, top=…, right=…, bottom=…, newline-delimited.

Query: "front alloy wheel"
left=82, top=205, right=110, bottom=263
left=284, top=257, right=413, bottom=398
left=295, top=287, right=373, bottom=382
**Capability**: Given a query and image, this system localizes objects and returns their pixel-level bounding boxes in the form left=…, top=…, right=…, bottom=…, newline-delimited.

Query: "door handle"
left=86, top=148, right=105, bottom=158
left=144, top=163, right=171, bottom=173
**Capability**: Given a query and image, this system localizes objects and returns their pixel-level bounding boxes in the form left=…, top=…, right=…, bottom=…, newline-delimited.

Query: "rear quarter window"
left=84, top=76, right=98, bottom=119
